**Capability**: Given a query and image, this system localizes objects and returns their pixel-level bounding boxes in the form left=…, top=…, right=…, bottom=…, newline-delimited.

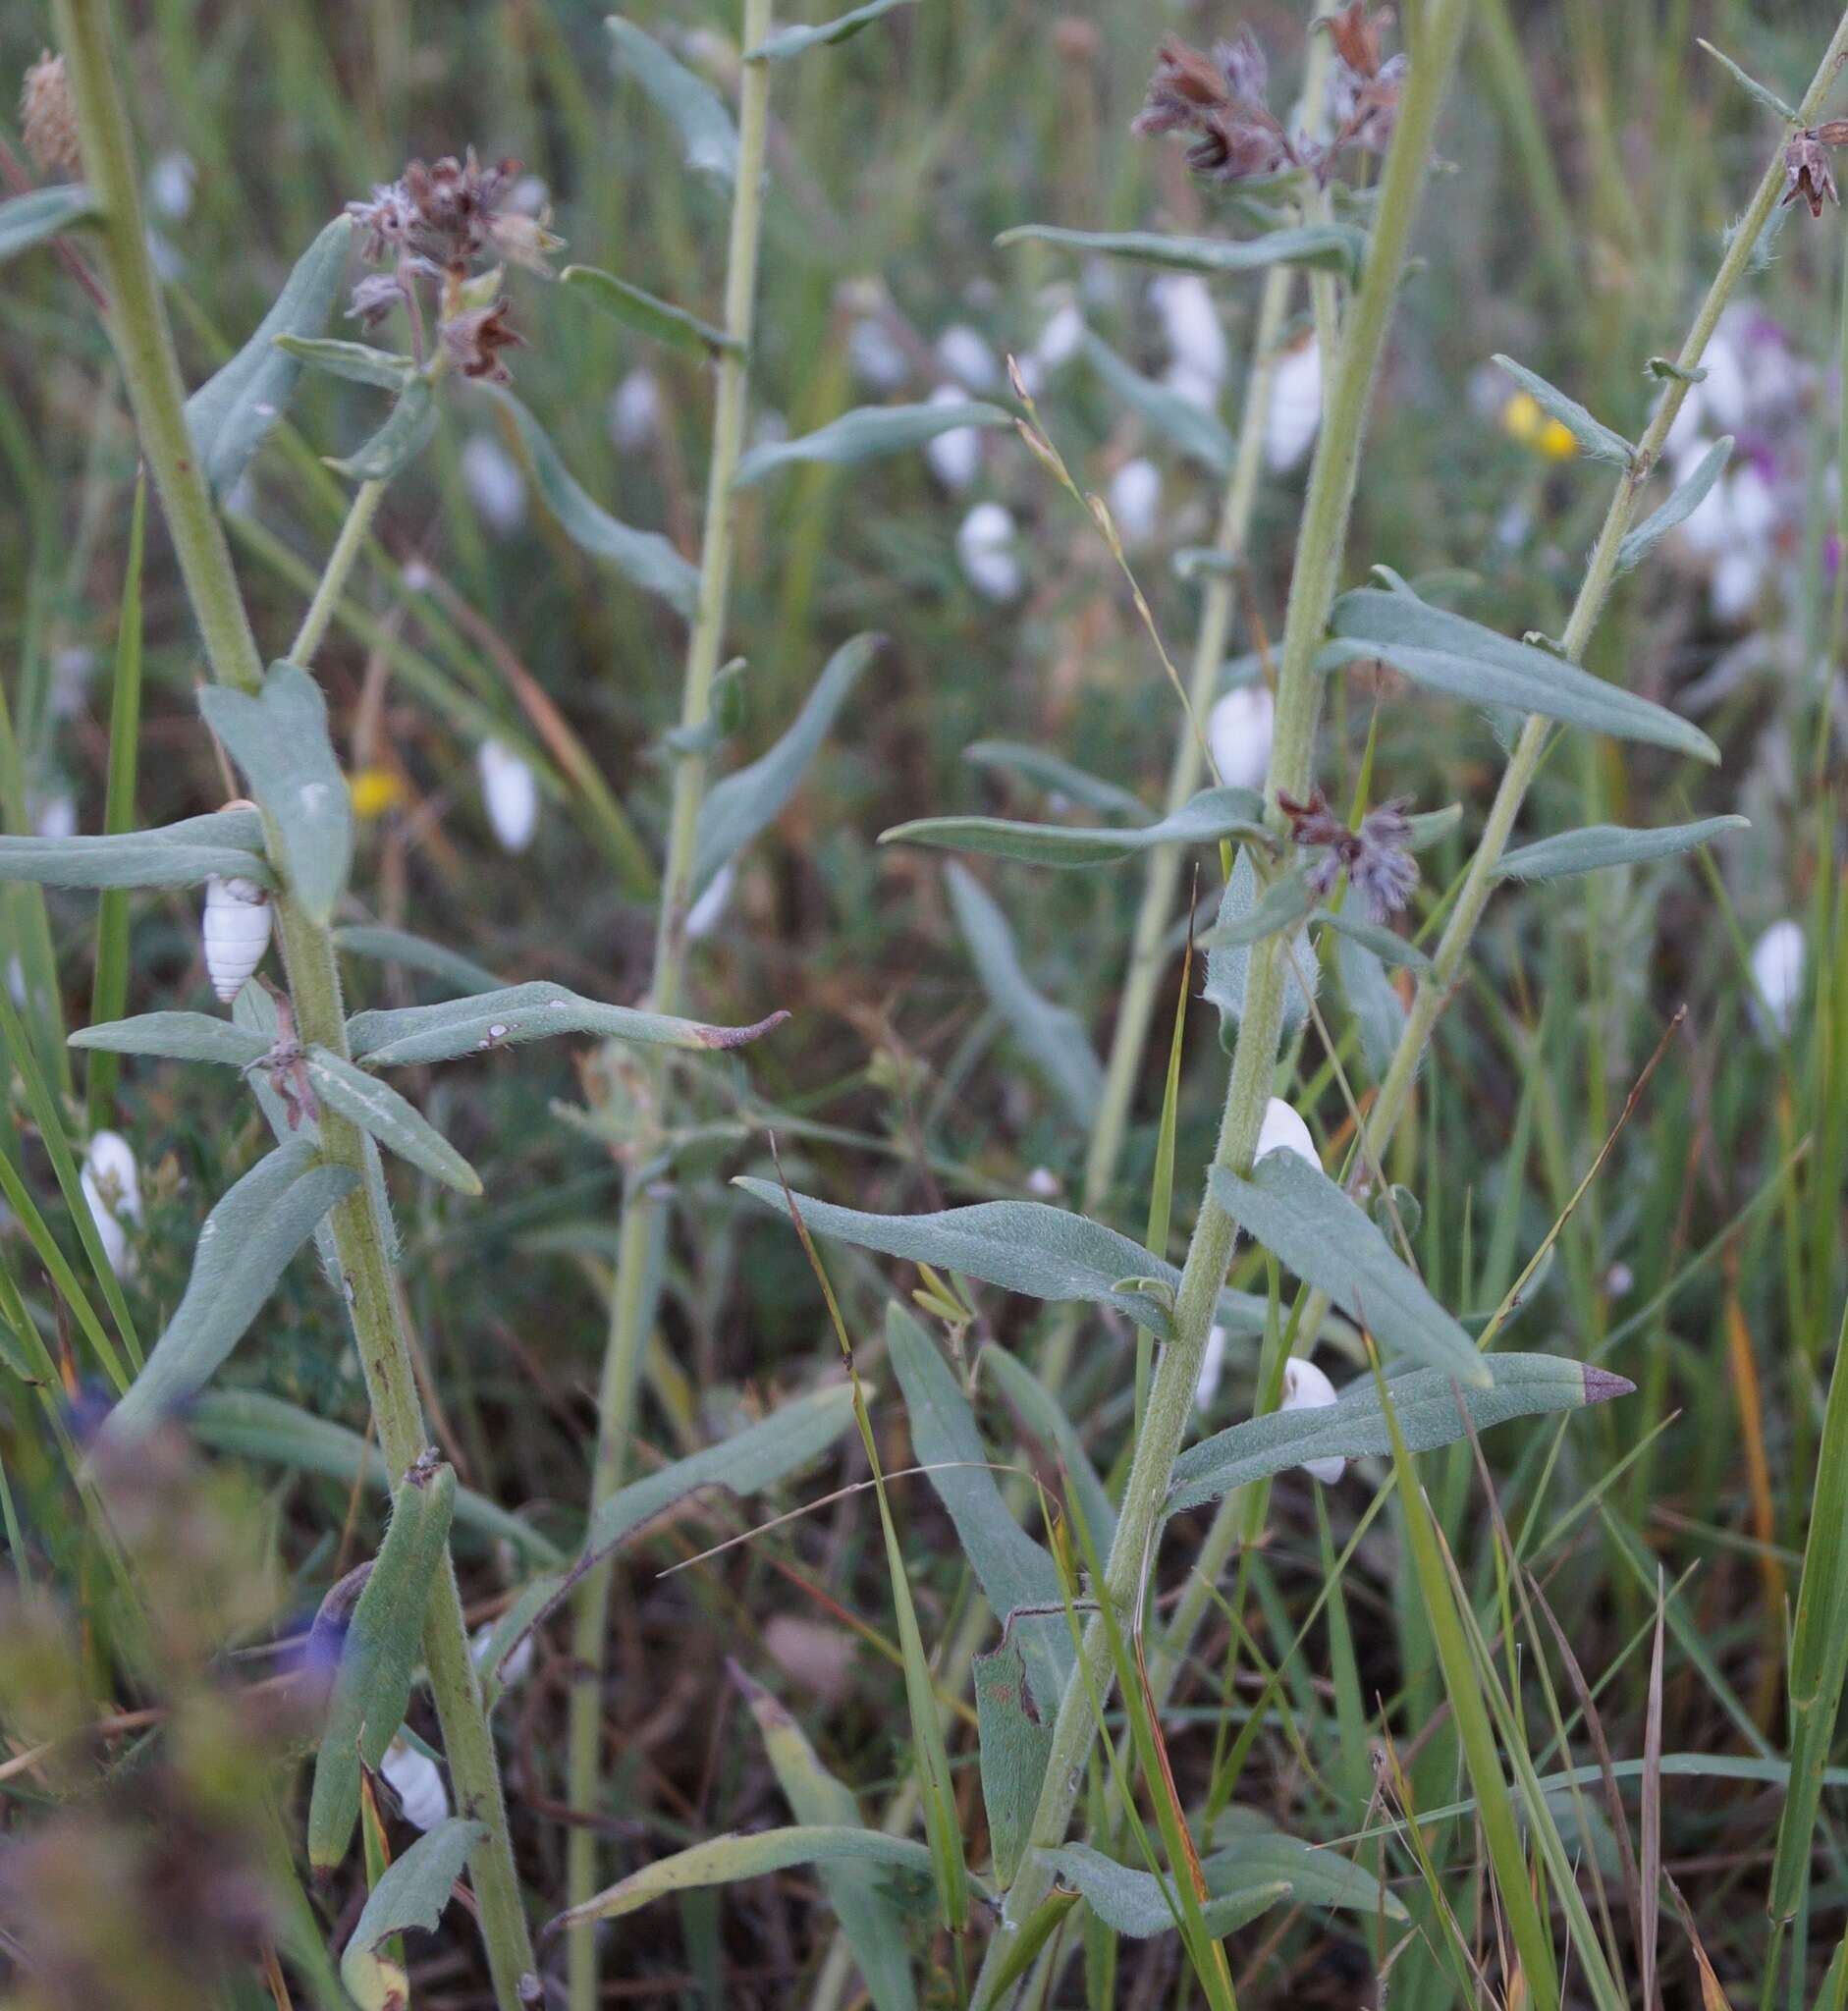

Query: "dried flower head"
left=1132, top=32, right=1294, bottom=183
left=348, top=147, right=526, bottom=273
left=1317, top=3, right=1407, bottom=156
left=1278, top=787, right=1419, bottom=921
left=1317, top=1, right=1392, bottom=77
left=21, top=50, right=80, bottom=176
left=441, top=294, right=525, bottom=383
left=1782, top=125, right=1848, bottom=217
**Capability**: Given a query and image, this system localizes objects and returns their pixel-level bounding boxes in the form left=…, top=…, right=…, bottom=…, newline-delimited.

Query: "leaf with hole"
left=1495, top=815, right=1749, bottom=883
left=735, top=401, right=1013, bottom=487
left=187, top=216, right=353, bottom=495
left=198, top=662, right=353, bottom=923
left=884, top=785, right=1265, bottom=868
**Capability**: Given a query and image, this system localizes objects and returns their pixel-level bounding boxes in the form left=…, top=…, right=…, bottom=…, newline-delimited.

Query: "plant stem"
left=54, top=6, right=538, bottom=2002
left=564, top=5, right=775, bottom=2001
left=290, top=477, right=385, bottom=664
left=970, top=6, right=1478, bottom=1998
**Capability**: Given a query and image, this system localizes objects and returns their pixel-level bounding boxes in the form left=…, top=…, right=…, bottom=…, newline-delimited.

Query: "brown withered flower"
left=441, top=295, right=525, bottom=383
left=1133, top=32, right=1295, bottom=183
left=1317, top=1, right=1391, bottom=77
left=1783, top=123, right=1848, bottom=218
left=1278, top=787, right=1419, bottom=921
left=349, top=147, right=527, bottom=273
left=1317, top=3, right=1407, bottom=157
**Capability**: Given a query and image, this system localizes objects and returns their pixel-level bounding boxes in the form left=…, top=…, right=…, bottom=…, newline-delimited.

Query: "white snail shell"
left=478, top=738, right=539, bottom=854
left=202, top=874, right=272, bottom=1003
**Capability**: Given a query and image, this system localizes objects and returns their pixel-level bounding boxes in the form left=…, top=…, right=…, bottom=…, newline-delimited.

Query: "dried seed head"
left=1133, top=33, right=1294, bottom=184
left=348, top=147, right=524, bottom=271
left=21, top=51, right=80, bottom=176
left=1317, top=4, right=1407, bottom=158
left=1316, top=2, right=1392, bottom=78
left=1782, top=129, right=1841, bottom=218
left=440, top=294, right=525, bottom=383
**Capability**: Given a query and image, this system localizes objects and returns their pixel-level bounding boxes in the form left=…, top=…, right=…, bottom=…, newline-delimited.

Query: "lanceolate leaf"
left=1492, top=354, right=1635, bottom=466
left=975, top=1640, right=1057, bottom=1890
left=1314, top=905, right=1431, bottom=973
left=977, top=1344, right=1115, bottom=1554
left=1037, top=1844, right=1285, bottom=1941
left=198, top=662, right=353, bottom=923
left=325, top=375, right=439, bottom=482
left=485, top=388, right=699, bottom=617
left=961, top=743, right=1153, bottom=825
left=1495, top=815, right=1749, bottom=883
left=1207, top=1153, right=1488, bottom=1384
left=340, top=1819, right=487, bottom=2011
left=333, top=924, right=503, bottom=997
left=1083, top=332, right=1234, bottom=475
left=546, top=1827, right=936, bottom=1935
left=746, top=0, right=917, bottom=60
left=734, top=401, right=1013, bottom=487
left=69, top=1012, right=271, bottom=1068
left=734, top=1181, right=1178, bottom=1334
left=561, top=264, right=738, bottom=354
left=1335, top=932, right=1405, bottom=1083
left=309, top=1461, right=457, bottom=1869
left=1198, top=869, right=1315, bottom=950
left=1168, top=1353, right=1633, bottom=1515
left=1204, top=846, right=1317, bottom=1046
left=303, top=1047, right=482, bottom=1195
left=886, top=1306, right=1071, bottom=1710
left=107, top=1138, right=358, bottom=1436
left=607, top=16, right=739, bottom=187
left=1615, top=436, right=1733, bottom=574
left=478, top=1383, right=859, bottom=1690
left=0, top=185, right=99, bottom=262
left=187, top=215, right=353, bottom=495
left=1697, top=37, right=1799, bottom=123
left=273, top=334, right=416, bottom=391
left=998, top=221, right=1365, bottom=280
left=692, top=634, right=878, bottom=895
left=883, top=785, right=1265, bottom=868
left=0, top=808, right=270, bottom=892
left=1321, top=589, right=1719, bottom=764
left=346, top=981, right=789, bottom=1069
left=946, top=864, right=1103, bottom=1131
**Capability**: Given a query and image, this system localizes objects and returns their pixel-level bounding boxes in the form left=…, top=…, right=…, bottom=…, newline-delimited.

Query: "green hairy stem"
left=52, top=4, right=538, bottom=2003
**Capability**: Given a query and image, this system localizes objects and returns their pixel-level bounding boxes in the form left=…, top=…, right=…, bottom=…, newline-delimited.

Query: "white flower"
left=1254, top=1098, right=1318, bottom=1169
left=937, top=323, right=1001, bottom=393
left=1032, top=301, right=1085, bottom=373
left=147, top=150, right=196, bottom=221
left=82, top=1131, right=141, bottom=1279
left=379, top=1734, right=450, bottom=1831
left=1281, top=1356, right=1344, bottom=1484
left=471, top=1622, right=533, bottom=1690
left=848, top=316, right=909, bottom=393
left=478, top=739, right=539, bottom=854
left=956, top=502, right=1022, bottom=603
left=1750, top=918, right=1805, bottom=1035
left=1207, top=683, right=1275, bottom=792
left=460, top=434, right=526, bottom=535
left=923, top=385, right=983, bottom=490
left=1107, top=458, right=1162, bottom=549
left=201, top=874, right=272, bottom=1003
left=1151, top=275, right=1225, bottom=395
left=1194, top=1322, right=1228, bottom=1412
left=686, top=861, right=735, bottom=941
left=1265, top=335, right=1322, bottom=473
left=608, top=367, right=662, bottom=452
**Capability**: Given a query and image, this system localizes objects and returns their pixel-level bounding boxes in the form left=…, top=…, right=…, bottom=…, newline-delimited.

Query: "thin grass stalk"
left=50, top=5, right=538, bottom=2002
left=564, top=4, right=775, bottom=2000
left=968, top=9, right=1478, bottom=1998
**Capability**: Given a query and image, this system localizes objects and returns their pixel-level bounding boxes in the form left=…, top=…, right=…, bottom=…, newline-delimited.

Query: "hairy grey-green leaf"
left=1494, top=815, right=1749, bottom=883
left=975, top=1640, right=1057, bottom=1890
left=887, top=1305, right=1071, bottom=1710
left=1169, top=1353, right=1634, bottom=1514
left=304, top=1047, right=482, bottom=1194
left=734, top=401, right=1013, bottom=487
left=1315, top=905, right=1431, bottom=972
left=0, top=808, right=270, bottom=892
left=946, top=865, right=1103, bottom=1132
left=484, top=387, right=699, bottom=617
left=0, top=184, right=98, bottom=262
left=198, top=662, right=353, bottom=923
left=734, top=1181, right=1177, bottom=1334
left=187, top=216, right=353, bottom=495
left=325, top=375, right=438, bottom=482
left=1322, top=589, right=1719, bottom=764
left=348, top=981, right=788, bottom=1069
left=341, top=1818, right=487, bottom=2004
left=477, top=1383, right=858, bottom=1697
left=69, top=1012, right=271, bottom=1067
left=560, top=263, right=738, bottom=354
left=107, top=1138, right=357, bottom=1435
left=1208, top=1153, right=1488, bottom=1384
left=693, top=634, right=877, bottom=894
left=1198, top=869, right=1315, bottom=950
left=607, top=16, right=739, bottom=186
left=1697, top=37, right=1799, bottom=122
left=746, top=0, right=917, bottom=59
left=998, top=222, right=1364, bottom=281
left=1036, top=1843, right=1286, bottom=1940
left=273, top=333, right=416, bottom=391
left=1615, top=437, right=1733, bottom=575
left=1204, top=847, right=1317, bottom=1048
left=976, top=1343, right=1114, bottom=1555
left=1492, top=354, right=1635, bottom=466
left=334, top=925, right=503, bottom=997
left=883, top=785, right=1265, bottom=868
left=961, top=743, right=1153, bottom=825
left=1083, top=332, right=1233, bottom=475
left=1335, top=933, right=1405, bottom=1083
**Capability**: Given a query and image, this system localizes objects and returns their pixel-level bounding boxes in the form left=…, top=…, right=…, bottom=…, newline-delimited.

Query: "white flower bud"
left=923, top=385, right=983, bottom=490
left=1255, top=1097, right=1318, bottom=1169
left=1280, top=1355, right=1344, bottom=1484
left=1207, top=683, right=1274, bottom=793
left=82, top=1130, right=141, bottom=1280
left=471, top=1622, right=534, bottom=1690
left=956, top=503, right=1022, bottom=603
left=1750, top=918, right=1805, bottom=1036
left=1107, top=458, right=1162, bottom=549
left=1265, top=335, right=1323, bottom=473
left=460, top=433, right=527, bottom=535
left=478, top=739, right=539, bottom=854
left=1194, top=1322, right=1228, bottom=1412
left=379, top=1734, right=450, bottom=1831
left=201, top=874, right=272, bottom=1004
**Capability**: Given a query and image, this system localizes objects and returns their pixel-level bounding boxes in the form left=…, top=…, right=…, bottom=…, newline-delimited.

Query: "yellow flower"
left=1501, top=392, right=1577, bottom=462
left=348, top=767, right=405, bottom=821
